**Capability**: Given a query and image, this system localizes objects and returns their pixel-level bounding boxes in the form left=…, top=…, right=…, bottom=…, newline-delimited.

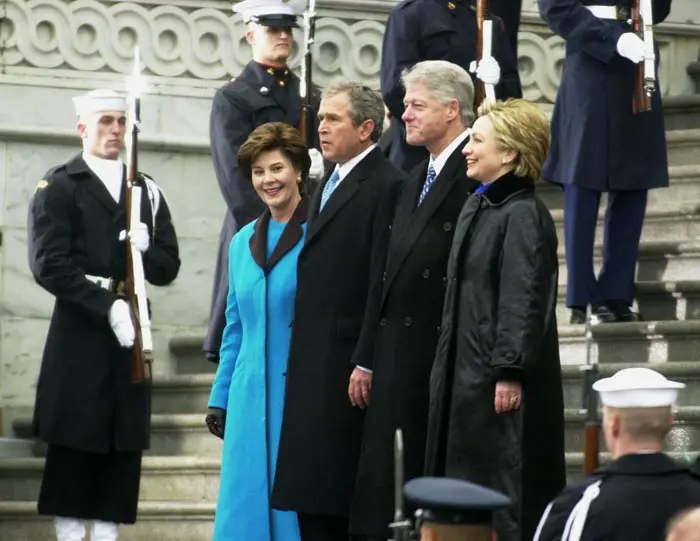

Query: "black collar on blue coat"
left=249, top=196, right=309, bottom=275
left=479, top=170, right=535, bottom=207
left=602, top=452, right=689, bottom=477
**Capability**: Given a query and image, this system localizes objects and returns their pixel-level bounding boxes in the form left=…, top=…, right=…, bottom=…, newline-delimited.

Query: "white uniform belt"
left=86, top=274, right=125, bottom=295
left=585, top=5, right=633, bottom=20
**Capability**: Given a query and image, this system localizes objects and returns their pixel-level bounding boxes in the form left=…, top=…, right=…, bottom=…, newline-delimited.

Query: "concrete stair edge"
left=0, top=500, right=215, bottom=518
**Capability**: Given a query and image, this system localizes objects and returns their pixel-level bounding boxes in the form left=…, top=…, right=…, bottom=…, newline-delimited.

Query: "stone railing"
left=2, top=0, right=699, bottom=101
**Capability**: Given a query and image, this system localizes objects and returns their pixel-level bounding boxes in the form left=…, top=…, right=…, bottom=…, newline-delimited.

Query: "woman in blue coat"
left=205, top=121, right=311, bottom=541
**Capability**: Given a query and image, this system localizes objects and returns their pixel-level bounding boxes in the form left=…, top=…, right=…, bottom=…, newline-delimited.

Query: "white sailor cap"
left=233, top=0, right=307, bottom=27
left=592, top=367, right=685, bottom=408
left=72, top=89, right=127, bottom=117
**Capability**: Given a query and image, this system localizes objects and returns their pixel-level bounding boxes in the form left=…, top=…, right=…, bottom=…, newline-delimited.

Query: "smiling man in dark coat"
left=27, top=89, right=180, bottom=541
left=348, top=60, right=478, bottom=541
left=271, top=82, right=405, bottom=541
left=538, top=0, right=673, bottom=324
left=203, top=0, right=324, bottom=363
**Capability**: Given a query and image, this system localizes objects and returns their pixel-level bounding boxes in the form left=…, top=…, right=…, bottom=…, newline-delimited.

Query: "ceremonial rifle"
left=389, top=429, right=414, bottom=541
left=475, top=0, right=497, bottom=106
left=580, top=305, right=600, bottom=475
left=125, top=46, right=153, bottom=384
left=632, top=0, right=655, bottom=114
left=298, top=0, right=317, bottom=145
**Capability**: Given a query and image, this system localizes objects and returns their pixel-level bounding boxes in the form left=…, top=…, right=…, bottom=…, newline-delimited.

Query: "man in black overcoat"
left=538, top=0, right=673, bottom=324
left=348, top=60, right=478, bottom=541
left=203, top=0, right=324, bottom=363
left=534, top=367, right=700, bottom=541
left=271, top=82, right=405, bottom=541
left=380, top=0, right=522, bottom=172
left=26, top=89, right=180, bottom=541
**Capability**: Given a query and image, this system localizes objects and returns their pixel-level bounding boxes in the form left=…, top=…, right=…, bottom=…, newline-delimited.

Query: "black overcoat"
left=27, top=153, right=180, bottom=453
left=535, top=453, right=700, bottom=541
left=380, top=0, right=522, bottom=172
left=271, top=147, right=405, bottom=517
left=425, top=172, right=566, bottom=541
left=538, top=0, right=672, bottom=192
left=349, top=144, right=478, bottom=537
left=203, top=60, right=321, bottom=358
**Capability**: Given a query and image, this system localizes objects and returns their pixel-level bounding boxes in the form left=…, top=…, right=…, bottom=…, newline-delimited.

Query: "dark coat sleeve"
left=143, top=185, right=181, bottom=287
left=380, top=4, right=419, bottom=121
left=491, top=201, right=556, bottom=382
left=27, top=179, right=116, bottom=318
left=533, top=481, right=590, bottom=541
left=350, top=169, right=406, bottom=370
left=209, top=88, right=266, bottom=227
left=537, top=0, right=628, bottom=63
left=493, top=16, right=523, bottom=99
left=652, top=0, right=672, bottom=24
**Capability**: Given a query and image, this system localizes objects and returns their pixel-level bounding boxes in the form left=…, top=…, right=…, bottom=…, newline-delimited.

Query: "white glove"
left=469, top=57, right=501, bottom=86
left=108, top=299, right=135, bottom=348
left=308, top=149, right=325, bottom=181
left=616, top=32, right=645, bottom=64
left=119, top=223, right=150, bottom=253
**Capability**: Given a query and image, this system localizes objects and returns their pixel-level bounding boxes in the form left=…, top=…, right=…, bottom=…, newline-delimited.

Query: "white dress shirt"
left=427, top=129, right=471, bottom=176
left=82, top=152, right=124, bottom=203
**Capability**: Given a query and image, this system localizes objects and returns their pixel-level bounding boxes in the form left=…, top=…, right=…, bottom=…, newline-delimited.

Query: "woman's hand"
left=494, top=380, right=522, bottom=414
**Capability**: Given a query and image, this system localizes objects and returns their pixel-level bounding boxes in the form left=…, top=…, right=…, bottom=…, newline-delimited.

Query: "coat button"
left=452, top=278, right=457, bottom=283
left=403, top=317, right=413, bottom=327
left=383, top=271, right=387, bottom=282
left=380, top=318, right=387, bottom=327
left=442, top=276, right=447, bottom=285
left=437, top=325, right=441, bottom=333
left=422, top=269, right=430, bottom=278
left=442, top=222, right=452, bottom=232
left=480, top=199, right=488, bottom=209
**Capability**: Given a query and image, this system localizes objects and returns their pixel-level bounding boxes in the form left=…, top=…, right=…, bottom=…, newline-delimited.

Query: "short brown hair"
left=237, top=122, right=311, bottom=185
left=476, top=99, right=550, bottom=180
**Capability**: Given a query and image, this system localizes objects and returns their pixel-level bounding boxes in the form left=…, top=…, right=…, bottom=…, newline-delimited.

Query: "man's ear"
left=76, top=121, right=88, bottom=139
left=359, top=119, right=375, bottom=143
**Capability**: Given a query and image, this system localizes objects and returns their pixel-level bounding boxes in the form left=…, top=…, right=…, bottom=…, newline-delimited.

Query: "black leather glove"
left=205, top=407, right=226, bottom=439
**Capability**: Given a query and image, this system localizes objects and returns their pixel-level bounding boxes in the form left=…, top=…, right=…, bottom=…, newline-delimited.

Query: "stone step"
left=557, top=320, right=700, bottom=365
left=0, top=437, right=36, bottom=458
left=0, top=456, right=220, bottom=502
left=13, top=415, right=222, bottom=458
left=537, top=164, right=700, bottom=211
left=168, top=336, right=216, bottom=376
left=552, top=202, right=700, bottom=245
left=558, top=240, right=700, bottom=284
left=564, top=406, right=700, bottom=454
left=561, top=361, right=700, bottom=410
left=555, top=280, right=700, bottom=323
left=0, top=501, right=214, bottom=541
left=152, top=374, right=214, bottom=414
left=565, top=451, right=699, bottom=483
left=663, top=95, right=700, bottom=131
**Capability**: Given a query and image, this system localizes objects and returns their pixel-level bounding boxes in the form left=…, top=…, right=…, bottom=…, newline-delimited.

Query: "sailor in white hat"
left=203, top=0, right=324, bottom=368
left=27, top=90, right=180, bottom=541
left=533, top=367, right=700, bottom=541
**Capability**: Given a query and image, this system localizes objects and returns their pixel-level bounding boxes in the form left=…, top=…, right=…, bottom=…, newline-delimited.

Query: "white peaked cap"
left=232, top=0, right=307, bottom=24
left=592, top=367, right=685, bottom=408
left=72, top=89, right=127, bottom=116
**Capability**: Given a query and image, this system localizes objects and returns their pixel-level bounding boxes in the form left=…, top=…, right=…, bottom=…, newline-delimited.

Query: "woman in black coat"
left=424, top=98, right=566, bottom=541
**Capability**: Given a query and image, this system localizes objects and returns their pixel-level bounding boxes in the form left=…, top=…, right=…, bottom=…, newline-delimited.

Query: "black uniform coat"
left=424, top=173, right=566, bottom=541
left=535, top=453, right=700, bottom=541
left=490, top=0, right=523, bottom=60
left=538, top=0, right=672, bottom=192
left=271, top=147, right=405, bottom=517
left=380, top=0, right=522, bottom=173
left=204, top=60, right=321, bottom=358
left=27, top=153, right=180, bottom=454
left=348, top=143, right=478, bottom=537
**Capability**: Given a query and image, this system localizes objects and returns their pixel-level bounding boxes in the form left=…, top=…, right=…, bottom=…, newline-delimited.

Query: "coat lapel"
left=382, top=145, right=469, bottom=304
left=305, top=147, right=382, bottom=246
left=65, top=154, right=118, bottom=215
left=249, top=197, right=309, bottom=275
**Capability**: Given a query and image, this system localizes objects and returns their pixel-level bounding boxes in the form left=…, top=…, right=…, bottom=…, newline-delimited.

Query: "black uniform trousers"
left=38, top=444, right=143, bottom=524
left=297, top=512, right=349, bottom=541
left=563, top=184, right=647, bottom=308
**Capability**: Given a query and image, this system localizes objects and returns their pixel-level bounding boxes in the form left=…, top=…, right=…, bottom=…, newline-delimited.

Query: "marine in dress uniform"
left=203, top=0, right=324, bottom=363
left=404, top=477, right=511, bottom=541
left=380, top=0, right=523, bottom=173
left=538, top=0, right=673, bottom=324
left=533, top=367, right=700, bottom=541
left=27, top=90, right=180, bottom=541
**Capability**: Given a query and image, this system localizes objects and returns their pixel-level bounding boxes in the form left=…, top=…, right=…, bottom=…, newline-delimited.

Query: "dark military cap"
left=405, top=477, right=511, bottom=525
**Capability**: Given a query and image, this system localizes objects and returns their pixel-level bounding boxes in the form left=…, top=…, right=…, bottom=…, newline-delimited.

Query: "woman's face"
left=250, top=149, right=301, bottom=212
left=462, top=115, right=515, bottom=183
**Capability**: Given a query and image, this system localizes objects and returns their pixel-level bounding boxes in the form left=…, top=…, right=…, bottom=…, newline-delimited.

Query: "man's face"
left=77, top=111, right=126, bottom=160
left=402, top=81, right=458, bottom=148
left=247, top=24, right=293, bottom=65
left=318, top=92, right=374, bottom=165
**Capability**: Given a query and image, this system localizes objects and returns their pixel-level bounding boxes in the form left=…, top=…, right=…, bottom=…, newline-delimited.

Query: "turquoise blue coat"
left=208, top=199, right=308, bottom=541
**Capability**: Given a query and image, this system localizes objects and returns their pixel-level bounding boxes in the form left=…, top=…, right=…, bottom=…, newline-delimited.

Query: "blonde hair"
left=476, top=99, right=550, bottom=180
left=605, top=406, right=673, bottom=441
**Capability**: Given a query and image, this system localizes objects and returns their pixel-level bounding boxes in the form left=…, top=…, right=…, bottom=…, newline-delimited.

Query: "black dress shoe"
left=569, top=307, right=587, bottom=324
left=204, top=351, right=220, bottom=364
left=592, top=304, right=619, bottom=323
left=594, top=301, right=644, bottom=323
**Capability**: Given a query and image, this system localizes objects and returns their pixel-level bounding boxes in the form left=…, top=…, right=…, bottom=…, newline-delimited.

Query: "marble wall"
left=0, top=0, right=699, bottom=426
